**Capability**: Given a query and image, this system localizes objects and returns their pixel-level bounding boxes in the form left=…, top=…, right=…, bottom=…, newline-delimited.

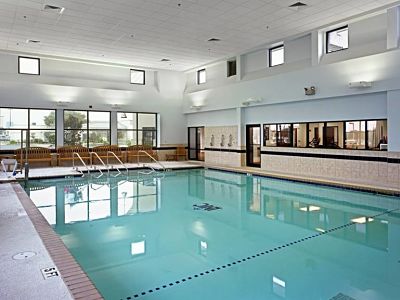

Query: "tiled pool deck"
left=1, top=160, right=399, bottom=299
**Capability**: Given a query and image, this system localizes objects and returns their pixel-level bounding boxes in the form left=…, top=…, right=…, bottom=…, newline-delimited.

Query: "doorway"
left=188, top=127, right=205, bottom=161
left=246, top=125, right=261, bottom=168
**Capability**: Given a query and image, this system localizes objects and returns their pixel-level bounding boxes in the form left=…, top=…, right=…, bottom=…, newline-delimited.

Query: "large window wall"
left=64, top=110, right=110, bottom=147
left=117, top=112, right=157, bottom=147
left=263, top=119, right=387, bottom=150
left=0, top=108, right=56, bottom=150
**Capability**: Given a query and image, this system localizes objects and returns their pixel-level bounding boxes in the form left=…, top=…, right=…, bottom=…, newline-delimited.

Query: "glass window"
left=118, top=130, right=137, bottom=147
left=326, top=26, right=348, bottom=53
left=138, top=113, right=156, bottom=130
left=345, top=121, right=365, bottom=150
left=88, top=111, right=110, bottom=129
left=64, top=110, right=110, bottom=147
left=117, top=112, right=136, bottom=130
left=64, top=111, right=87, bottom=130
left=269, top=45, right=284, bottom=67
left=293, top=124, right=307, bottom=148
left=0, top=108, right=28, bottom=128
left=276, top=124, right=292, bottom=147
left=138, top=130, right=156, bottom=147
left=308, top=123, right=324, bottom=147
left=367, top=120, right=387, bottom=150
left=263, top=124, right=276, bottom=147
left=326, top=122, right=344, bottom=148
left=0, top=108, right=56, bottom=150
left=227, top=60, right=236, bottom=77
left=18, top=56, right=40, bottom=75
left=130, top=69, right=145, bottom=85
left=197, top=69, right=206, bottom=84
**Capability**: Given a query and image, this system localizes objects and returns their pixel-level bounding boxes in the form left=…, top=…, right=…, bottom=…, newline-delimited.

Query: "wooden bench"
left=14, top=147, right=52, bottom=167
left=92, top=145, right=124, bottom=164
left=166, top=146, right=186, bottom=161
left=57, top=146, right=90, bottom=166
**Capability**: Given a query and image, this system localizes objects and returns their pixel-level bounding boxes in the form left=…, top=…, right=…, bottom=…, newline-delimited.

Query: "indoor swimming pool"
left=24, top=169, right=400, bottom=300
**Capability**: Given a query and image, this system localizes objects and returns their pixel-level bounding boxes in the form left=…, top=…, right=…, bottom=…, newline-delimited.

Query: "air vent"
left=207, top=38, right=221, bottom=42
left=161, top=58, right=171, bottom=62
left=43, top=4, right=65, bottom=14
left=26, top=39, right=40, bottom=44
left=289, top=2, right=307, bottom=8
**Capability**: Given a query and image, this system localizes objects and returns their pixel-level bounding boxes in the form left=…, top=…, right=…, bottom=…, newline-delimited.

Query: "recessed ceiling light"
left=43, top=4, right=65, bottom=14
left=207, top=38, right=221, bottom=42
left=161, top=58, right=171, bottom=62
left=26, top=39, right=40, bottom=44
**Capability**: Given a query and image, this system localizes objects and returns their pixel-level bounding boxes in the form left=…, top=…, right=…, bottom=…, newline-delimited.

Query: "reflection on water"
left=24, top=170, right=400, bottom=300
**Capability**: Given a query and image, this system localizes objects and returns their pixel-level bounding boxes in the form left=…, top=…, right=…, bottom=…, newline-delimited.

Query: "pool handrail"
left=137, top=150, right=166, bottom=172
left=106, top=151, right=128, bottom=177
left=89, top=152, right=105, bottom=178
left=72, top=152, right=90, bottom=177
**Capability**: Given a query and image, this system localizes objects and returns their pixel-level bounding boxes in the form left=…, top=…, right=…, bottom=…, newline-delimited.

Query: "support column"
left=311, top=30, right=323, bottom=66
left=237, top=54, right=244, bottom=81
left=110, top=111, right=118, bottom=145
left=56, top=109, right=64, bottom=147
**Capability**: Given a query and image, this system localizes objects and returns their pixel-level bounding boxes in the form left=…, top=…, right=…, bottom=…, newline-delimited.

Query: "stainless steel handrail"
left=137, top=150, right=166, bottom=172
left=107, top=151, right=128, bottom=177
left=72, top=152, right=90, bottom=177
left=89, top=152, right=105, bottom=178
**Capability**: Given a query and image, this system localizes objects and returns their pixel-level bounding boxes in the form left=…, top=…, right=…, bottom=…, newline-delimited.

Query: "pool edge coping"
left=11, top=183, right=104, bottom=300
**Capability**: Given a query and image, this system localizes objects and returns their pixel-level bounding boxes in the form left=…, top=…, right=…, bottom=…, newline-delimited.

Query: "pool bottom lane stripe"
left=123, top=208, right=399, bottom=300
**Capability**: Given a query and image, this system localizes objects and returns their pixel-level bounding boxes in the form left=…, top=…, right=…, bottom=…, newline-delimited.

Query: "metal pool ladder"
left=107, top=151, right=128, bottom=177
left=72, top=152, right=90, bottom=177
left=89, top=152, right=106, bottom=178
left=137, top=150, right=167, bottom=175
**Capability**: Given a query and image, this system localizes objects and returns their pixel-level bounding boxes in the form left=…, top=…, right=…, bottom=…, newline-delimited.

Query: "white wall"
left=0, top=52, right=187, bottom=145
left=187, top=109, right=237, bottom=127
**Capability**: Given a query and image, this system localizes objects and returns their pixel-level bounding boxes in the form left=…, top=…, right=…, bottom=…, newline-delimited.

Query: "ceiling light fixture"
left=242, top=97, right=262, bottom=107
left=190, top=104, right=204, bottom=111
left=348, top=81, right=373, bottom=88
left=56, top=101, right=70, bottom=107
left=161, top=58, right=171, bottom=62
left=110, top=104, right=122, bottom=109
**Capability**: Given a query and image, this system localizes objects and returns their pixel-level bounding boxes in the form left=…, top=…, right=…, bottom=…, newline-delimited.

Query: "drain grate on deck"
left=330, top=292, right=356, bottom=300
left=12, top=251, right=36, bottom=260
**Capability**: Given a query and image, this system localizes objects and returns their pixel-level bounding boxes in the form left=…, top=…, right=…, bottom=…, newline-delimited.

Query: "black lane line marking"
left=125, top=209, right=398, bottom=299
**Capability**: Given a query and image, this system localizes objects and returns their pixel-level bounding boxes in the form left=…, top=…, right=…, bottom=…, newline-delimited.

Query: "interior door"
left=246, top=125, right=261, bottom=168
left=188, top=127, right=197, bottom=160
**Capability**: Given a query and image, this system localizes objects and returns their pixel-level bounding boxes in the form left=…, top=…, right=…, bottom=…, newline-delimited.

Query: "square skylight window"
left=130, top=69, right=145, bottom=85
left=326, top=26, right=349, bottom=53
left=269, top=45, right=284, bottom=67
left=197, top=68, right=206, bottom=84
left=18, top=56, right=40, bottom=75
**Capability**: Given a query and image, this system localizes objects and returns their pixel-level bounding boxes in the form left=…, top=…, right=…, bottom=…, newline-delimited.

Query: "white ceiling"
left=0, top=0, right=398, bottom=71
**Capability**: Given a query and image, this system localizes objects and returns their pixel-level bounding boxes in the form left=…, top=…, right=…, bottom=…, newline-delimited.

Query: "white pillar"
left=236, top=107, right=244, bottom=147
left=237, top=54, right=244, bottom=81
left=387, top=6, right=400, bottom=50
left=311, top=30, right=323, bottom=66
left=110, top=111, right=118, bottom=145
left=56, top=109, right=64, bottom=147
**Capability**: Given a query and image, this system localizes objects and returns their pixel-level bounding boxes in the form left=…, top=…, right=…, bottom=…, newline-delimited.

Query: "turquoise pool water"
left=24, top=169, right=400, bottom=300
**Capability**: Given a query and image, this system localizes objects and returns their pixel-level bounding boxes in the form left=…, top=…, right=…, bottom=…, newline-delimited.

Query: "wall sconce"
left=242, top=97, right=262, bottom=106
left=190, top=104, right=205, bottom=111
left=56, top=101, right=70, bottom=107
left=348, top=81, right=372, bottom=88
left=304, top=86, right=316, bottom=96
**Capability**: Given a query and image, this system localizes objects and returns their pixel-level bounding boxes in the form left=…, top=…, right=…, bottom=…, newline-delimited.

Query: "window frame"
left=63, top=109, right=111, bottom=148
left=227, top=60, right=237, bottom=77
left=18, top=56, right=40, bottom=75
left=117, top=112, right=158, bottom=148
left=197, top=68, right=206, bottom=85
left=130, top=69, right=146, bottom=85
left=262, top=118, right=387, bottom=151
left=268, top=44, right=284, bottom=67
left=0, top=107, right=56, bottom=152
left=325, top=25, right=349, bottom=54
